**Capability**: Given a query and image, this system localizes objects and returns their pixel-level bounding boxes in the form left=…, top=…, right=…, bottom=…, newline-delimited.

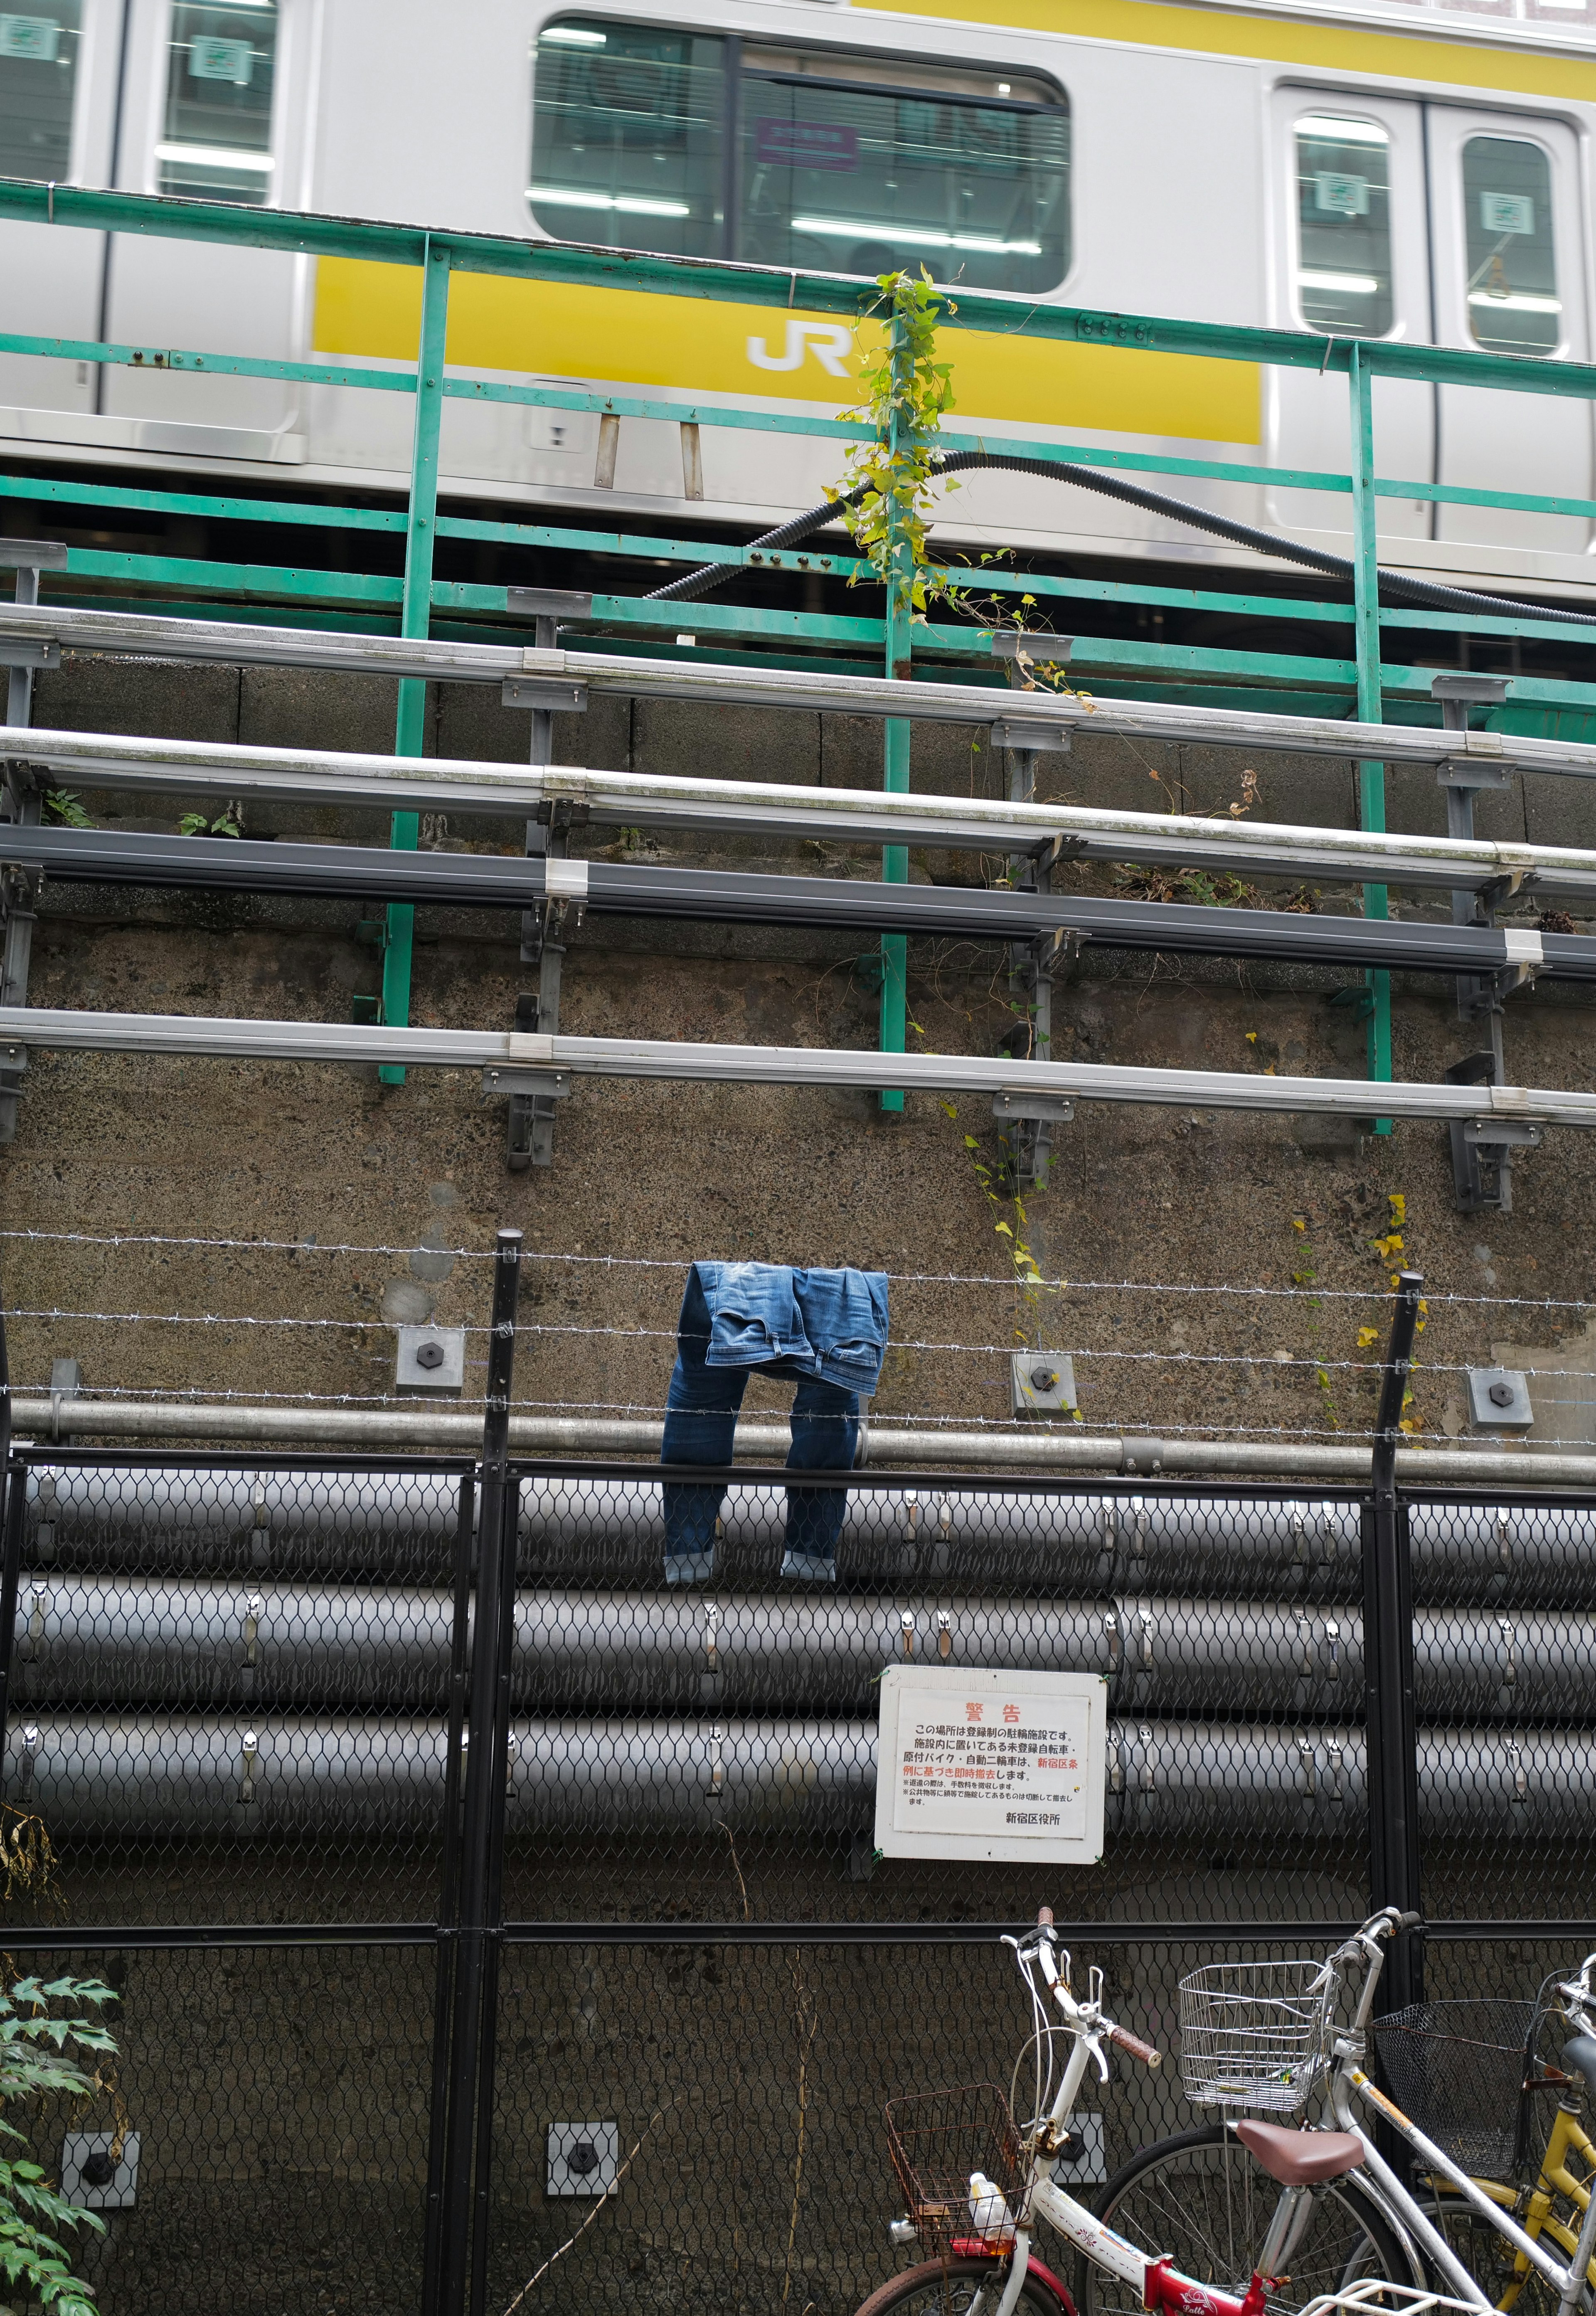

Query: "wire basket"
left=1373, top=2001, right=1536, bottom=2181
left=1178, top=1959, right=1337, bottom=2112
left=884, top=2082, right=1025, bottom=2257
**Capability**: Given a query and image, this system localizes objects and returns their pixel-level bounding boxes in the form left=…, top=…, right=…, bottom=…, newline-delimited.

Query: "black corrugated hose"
left=644, top=447, right=1596, bottom=629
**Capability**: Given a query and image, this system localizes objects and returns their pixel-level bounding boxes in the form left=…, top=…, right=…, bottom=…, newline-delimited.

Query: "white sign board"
left=874, top=1667, right=1108, bottom=1864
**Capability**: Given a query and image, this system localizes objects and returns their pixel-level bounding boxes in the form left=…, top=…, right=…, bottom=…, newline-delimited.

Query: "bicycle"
left=856, top=1907, right=1409, bottom=2316
left=1087, top=1913, right=1596, bottom=2316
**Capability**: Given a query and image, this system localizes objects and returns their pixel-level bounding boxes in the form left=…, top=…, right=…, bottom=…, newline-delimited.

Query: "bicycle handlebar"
left=1106, top=2021, right=1163, bottom=2071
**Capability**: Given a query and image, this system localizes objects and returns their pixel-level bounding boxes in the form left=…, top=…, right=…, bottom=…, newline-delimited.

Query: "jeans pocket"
left=708, top=1308, right=783, bottom=1364
left=826, top=1334, right=883, bottom=1386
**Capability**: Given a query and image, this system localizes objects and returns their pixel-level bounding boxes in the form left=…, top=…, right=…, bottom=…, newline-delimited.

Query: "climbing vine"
left=828, top=270, right=957, bottom=613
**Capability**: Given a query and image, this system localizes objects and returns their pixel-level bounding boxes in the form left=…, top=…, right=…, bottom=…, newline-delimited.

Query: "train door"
left=97, top=0, right=312, bottom=461
left=0, top=1, right=108, bottom=426
left=1266, top=87, right=1436, bottom=543
left=1424, top=106, right=1592, bottom=555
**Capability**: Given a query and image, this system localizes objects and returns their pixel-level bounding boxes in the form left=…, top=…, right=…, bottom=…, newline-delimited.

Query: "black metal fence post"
left=437, top=1230, right=522, bottom=2316
left=420, top=1470, right=477, bottom=2316
left=0, top=1263, right=11, bottom=1534
left=1364, top=1266, right=1424, bottom=2013
left=0, top=1272, right=22, bottom=1786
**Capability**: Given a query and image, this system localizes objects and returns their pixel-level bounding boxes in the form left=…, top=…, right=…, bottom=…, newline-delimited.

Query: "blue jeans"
left=661, top=1296, right=858, bottom=1566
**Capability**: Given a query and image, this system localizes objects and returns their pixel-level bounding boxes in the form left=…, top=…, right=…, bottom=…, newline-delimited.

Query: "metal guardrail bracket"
left=991, top=718, right=1072, bottom=752
left=481, top=1067, right=572, bottom=1099
left=1436, top=757, right=1515, bottom=793
left=0, top=641, right=59, bottom=670
left=993, top=1090, right=1074, bottom=1123
left=506, top=588, right=594, bottom=624
left=1463, top=1119, right=1543, bottom=1147
left=502, top=676, right=589, bottom=713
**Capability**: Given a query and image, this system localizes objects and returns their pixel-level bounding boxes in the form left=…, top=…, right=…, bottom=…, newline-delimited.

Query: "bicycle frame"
left=970, top=1928, right=1276, bottom=2316
left=1323, top=1925, right=1596, bottom=2316
left=1452, top=2105, right=1596, bottom=2309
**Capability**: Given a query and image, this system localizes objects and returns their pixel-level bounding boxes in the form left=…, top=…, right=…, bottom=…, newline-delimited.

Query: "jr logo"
left=745, top=321, right=853, bottom=378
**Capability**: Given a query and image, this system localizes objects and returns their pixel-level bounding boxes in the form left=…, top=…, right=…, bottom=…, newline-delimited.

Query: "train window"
left=529, top=19, right=1070, bottom=292
left=739, top=49, right=1068, bottom=293
left=1293, top=113, right=1394, bottom=337
left=0, top=2, right=81, bottom=184
left=157, top=0, right=278, bottom=205
left=1462, top=135, right=1559, bottom=356
left=529, top=19, right=727, bottom=259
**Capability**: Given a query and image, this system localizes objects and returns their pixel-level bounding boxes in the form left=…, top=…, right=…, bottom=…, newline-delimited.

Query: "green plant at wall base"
left=40, top=792, right=91, bottom=830
left=828, top=270, right=956, bottom=611
left=0, top=1974, right=118, bottom=2316
left=179, top=809, right=241, bottom=840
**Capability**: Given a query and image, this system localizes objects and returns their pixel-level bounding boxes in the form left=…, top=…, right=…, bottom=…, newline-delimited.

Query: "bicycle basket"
left=1178, top=1959, right=1337, bottom=2112
left=1373, top=2000, right=1536, bottom=2180
left=884, top=2083, right=1025, bottom=2257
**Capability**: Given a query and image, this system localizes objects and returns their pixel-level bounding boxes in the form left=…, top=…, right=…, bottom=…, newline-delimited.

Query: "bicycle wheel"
left=1079, top=2125, right=1417, bottom=2316
left=855, top=2253, right=1072, bottom=2316
left=1414, top=2187, right=1564, bottom=2316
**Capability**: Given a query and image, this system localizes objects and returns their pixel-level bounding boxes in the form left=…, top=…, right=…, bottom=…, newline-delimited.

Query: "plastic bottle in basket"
left=968, top=2172, right=1017, bottom=2245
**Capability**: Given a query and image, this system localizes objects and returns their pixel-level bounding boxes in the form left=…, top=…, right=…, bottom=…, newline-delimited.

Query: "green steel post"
left=380, top=236, right=450, bottom=1087
left=879, top=296, right=914, bottom=1114
left=1349, top=345, right=1392, bottom=1131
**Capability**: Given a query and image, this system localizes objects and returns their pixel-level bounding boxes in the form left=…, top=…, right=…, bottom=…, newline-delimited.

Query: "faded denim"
left=660, top=1262, right=889, bottom=1575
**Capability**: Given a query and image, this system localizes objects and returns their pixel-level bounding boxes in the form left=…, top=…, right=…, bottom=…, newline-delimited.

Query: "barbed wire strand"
left=0, top=1228, right=1585, bottom=1311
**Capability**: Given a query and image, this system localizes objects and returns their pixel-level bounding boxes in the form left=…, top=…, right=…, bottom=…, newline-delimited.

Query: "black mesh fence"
left=0, top=1442, right=1594, bottom=2316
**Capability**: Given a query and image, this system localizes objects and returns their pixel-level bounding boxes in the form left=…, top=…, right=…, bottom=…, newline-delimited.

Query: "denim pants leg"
left=784, top=1374, right=859, bottom=1566
left=661, top=1275, right=747, bottom=1574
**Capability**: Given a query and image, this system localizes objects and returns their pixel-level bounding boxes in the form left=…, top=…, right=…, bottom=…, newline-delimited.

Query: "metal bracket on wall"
left=1444, top=1048, right=1543, bottom=1214
left=0, top=544, right=64, bottom=1148
left=502, top=591, right=593, bottom=1172
left=999, top=693, right=1078, bottom=1191
left=1431, top=674, right=1523, bottom=1215
left=480, top=1066, right=572, bottom=1102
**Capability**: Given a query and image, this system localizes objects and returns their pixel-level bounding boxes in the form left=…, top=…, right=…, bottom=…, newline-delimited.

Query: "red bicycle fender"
left=945, top=2241, right=1079, bottom=2315
left=1026, top=2252, right=1079, bottom=2314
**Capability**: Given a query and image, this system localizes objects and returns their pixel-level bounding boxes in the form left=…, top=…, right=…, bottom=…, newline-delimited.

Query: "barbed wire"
left=0, top=1227, right=1586, bottom=1310
left=10, top=1303, right=1596, bottom=1387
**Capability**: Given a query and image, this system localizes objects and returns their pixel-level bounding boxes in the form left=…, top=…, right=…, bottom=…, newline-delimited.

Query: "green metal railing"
left=2, top=179, right=1595, bottom=1109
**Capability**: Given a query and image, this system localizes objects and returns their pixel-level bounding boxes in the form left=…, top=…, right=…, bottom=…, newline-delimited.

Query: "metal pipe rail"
left=2, top=1712, right=1582, bottom=1838
left=12, top=1464, right=1589, bottom=1604
left=3, top=1005, right=1594, bottom=1129
left=10, top=1578, right=1586, bottom=1721
left=2, top=605, right=1594, bottom=778
left=7, top=824, right=1586, bottom=983
left=10, top=724, right=1596, bottom=902
left=2, top=178, right=1595, bottom=404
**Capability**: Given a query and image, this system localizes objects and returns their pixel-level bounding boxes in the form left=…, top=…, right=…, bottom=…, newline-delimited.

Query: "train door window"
left=528, top=19, right=726, bottom=259
left=158, top=0, right=278, bottom=204
left=739, top=49, right=1067, bottom=292
left=1461, top=135, right=1559, bottom=355
left=0, top=2, right=81, bottom=182
left=1293, top=112, right=1394, bottom=335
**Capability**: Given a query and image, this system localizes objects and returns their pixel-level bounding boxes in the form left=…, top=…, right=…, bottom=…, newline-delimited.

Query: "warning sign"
left=874, top=1668, right=1107, bottom=1863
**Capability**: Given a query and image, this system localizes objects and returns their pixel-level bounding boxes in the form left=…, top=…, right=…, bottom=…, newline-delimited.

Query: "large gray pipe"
left=3, top=1714, right=1583, bottom=1840
left=10, top=1581, right=1586, bottom=1722
left=18, top=1472, right=1590, bottom=1606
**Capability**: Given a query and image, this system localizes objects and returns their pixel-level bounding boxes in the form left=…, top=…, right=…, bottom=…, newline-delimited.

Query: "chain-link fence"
left=1, top=1257, right=1594, bottom=2315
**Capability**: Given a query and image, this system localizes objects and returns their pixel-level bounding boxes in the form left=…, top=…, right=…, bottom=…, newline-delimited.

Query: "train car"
left=0, top=0, right=1593, bottom=599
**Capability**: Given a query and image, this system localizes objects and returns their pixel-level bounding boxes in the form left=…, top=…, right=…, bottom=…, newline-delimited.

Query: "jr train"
left=0, top=0, right=1594, bottom=596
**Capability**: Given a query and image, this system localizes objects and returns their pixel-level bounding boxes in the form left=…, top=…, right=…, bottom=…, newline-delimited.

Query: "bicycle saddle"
left=1561, top=2035, right=1596, bottom=2097
left=1233, top=2120, right=1366, bottom=2185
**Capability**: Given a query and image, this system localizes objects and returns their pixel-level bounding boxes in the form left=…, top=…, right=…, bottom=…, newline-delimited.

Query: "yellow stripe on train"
left=313, top=258, right=1261, bottom=448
